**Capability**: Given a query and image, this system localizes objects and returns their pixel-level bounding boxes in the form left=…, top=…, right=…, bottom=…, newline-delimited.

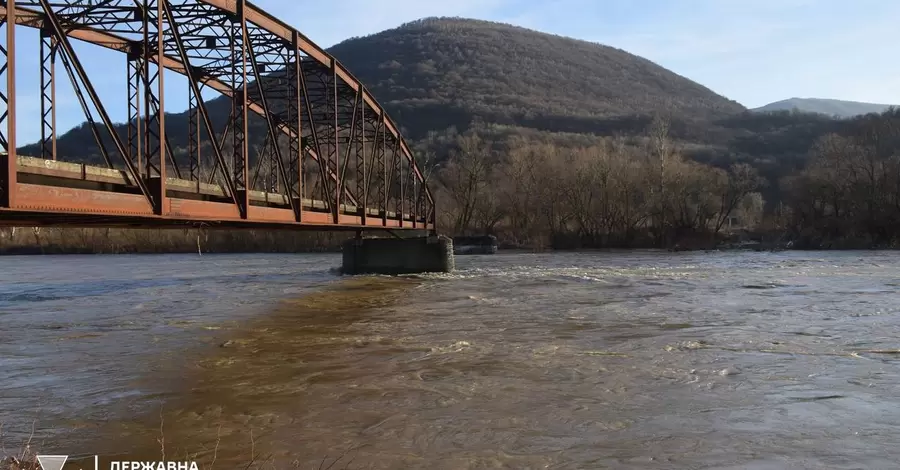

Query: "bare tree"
left=713, top=163, right=764, bottom=233
left=439, top=133, right=493, bottom=234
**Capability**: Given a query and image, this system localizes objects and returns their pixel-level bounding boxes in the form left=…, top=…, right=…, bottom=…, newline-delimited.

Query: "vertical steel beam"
left=229, top=21, right=239, bottom=192
left=140, top=0, right=163, bottom=209
left=413, top=169, right=419, bottom=229
left=332, top=63, right=339, bottom=223
left=188, top=83, right=199, bottom=182
left=290, top=31, right=302, bottom=220
left=141, top=1, right=153, bottom=176
left=231, top=0, right=249, bottom=219
left=39, top=27, right=56, bottom=161
left=357, top=93, right=366, bottom=224
left=154, top=0, right=166, bottom=215
left=126, top=50, right=142, bottom=174
left=381, top=117, right=388, bottom=226
left=399, top=145, right=405, bottom=227
left=0, top=0, right=16, bottom=209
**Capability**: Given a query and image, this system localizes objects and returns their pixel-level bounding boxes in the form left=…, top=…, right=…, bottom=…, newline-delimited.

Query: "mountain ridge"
left=753, top=97, right=896, bottom=118
left=327, top=17, right=746, bottom=139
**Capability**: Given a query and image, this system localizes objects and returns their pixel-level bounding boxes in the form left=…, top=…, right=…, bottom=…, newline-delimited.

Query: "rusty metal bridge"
left=0, top=0, right=435, bottom=232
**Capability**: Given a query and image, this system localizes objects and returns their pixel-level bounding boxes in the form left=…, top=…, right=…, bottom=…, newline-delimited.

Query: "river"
left=2, top=251, right=900, bottom=469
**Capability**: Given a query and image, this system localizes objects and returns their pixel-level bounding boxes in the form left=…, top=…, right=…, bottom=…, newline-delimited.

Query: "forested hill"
left=328, top=17, right=746, bottom=139
left=19, top=16, right=747, bottom=158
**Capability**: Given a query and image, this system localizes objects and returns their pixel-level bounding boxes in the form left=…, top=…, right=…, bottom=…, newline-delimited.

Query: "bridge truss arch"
left=0, top=0, right=435, bottom=231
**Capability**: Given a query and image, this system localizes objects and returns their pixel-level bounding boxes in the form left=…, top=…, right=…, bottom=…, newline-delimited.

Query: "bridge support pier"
left=341, top=235, right=454, bottom=275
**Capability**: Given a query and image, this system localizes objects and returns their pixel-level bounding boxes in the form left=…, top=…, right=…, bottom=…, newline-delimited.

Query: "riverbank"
left=496, top=227, right=900, bottom=252
left=2, top=226, right=897, bottom=256
left=0, top=227, right=348, bottom=255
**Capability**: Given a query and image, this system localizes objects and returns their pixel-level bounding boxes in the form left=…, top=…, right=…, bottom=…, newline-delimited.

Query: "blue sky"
left=12, top=0, right=900, bottom=145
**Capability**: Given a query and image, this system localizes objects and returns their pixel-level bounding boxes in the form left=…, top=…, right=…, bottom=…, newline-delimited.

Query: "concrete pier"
left=341, top=235, right=455, bottom=275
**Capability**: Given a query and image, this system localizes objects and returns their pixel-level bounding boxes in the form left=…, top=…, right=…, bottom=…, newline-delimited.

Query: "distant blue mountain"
left=753, top=97, right=896, bottom=118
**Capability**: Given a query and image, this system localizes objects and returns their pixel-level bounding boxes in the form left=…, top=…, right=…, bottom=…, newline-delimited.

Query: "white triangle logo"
left=36, top=455, right=68, bottom=470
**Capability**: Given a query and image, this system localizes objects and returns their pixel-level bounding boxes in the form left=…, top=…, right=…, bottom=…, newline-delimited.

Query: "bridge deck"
left=0, top=156, right=428, bottom=231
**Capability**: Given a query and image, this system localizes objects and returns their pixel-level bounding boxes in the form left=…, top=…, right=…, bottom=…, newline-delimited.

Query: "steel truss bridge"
left=0, top=0, right=435, bottom=232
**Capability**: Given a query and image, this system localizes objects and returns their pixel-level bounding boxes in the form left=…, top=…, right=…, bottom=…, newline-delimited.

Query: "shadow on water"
left=61, top=275, right=422, bottom=469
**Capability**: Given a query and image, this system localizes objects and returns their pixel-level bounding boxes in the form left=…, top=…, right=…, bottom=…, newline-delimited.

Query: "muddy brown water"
left=3, top=251, right=900, bottom=469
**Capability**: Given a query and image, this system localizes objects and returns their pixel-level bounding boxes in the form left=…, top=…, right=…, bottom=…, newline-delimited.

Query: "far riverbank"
left=1, top=226, right=895, bottom=256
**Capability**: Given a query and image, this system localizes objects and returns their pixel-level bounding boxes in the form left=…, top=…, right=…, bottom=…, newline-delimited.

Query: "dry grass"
left=0, top=422, right=40, bottom=470
left=0, top=417, right=363, bottom=470
left=0, top=456, right=38, bottom=470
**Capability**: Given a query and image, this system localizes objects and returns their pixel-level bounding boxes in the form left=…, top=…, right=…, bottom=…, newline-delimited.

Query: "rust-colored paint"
left=14, top=183, right=155, bottom=216
left=0, top=0, right=436, bottom=233
left=382, top=218, right=402, bottom=228
left=299, top=211, right=332, bottom=225
left=252, top=206, right=295, bottom=224
left=168, top=198, right=242, bottom=221
left=155, top=0, right=168, bottom=216
left=292, top=31, right=303, bottom=222
left=0, top=6, right=374, bottom=209
left=3, top=0, right=17, bottom=209
left=0, top=154, right=14, bottom=209
left=332, top=62, right=340, bottom=224
left=235, top=1, right=250, bottom=219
